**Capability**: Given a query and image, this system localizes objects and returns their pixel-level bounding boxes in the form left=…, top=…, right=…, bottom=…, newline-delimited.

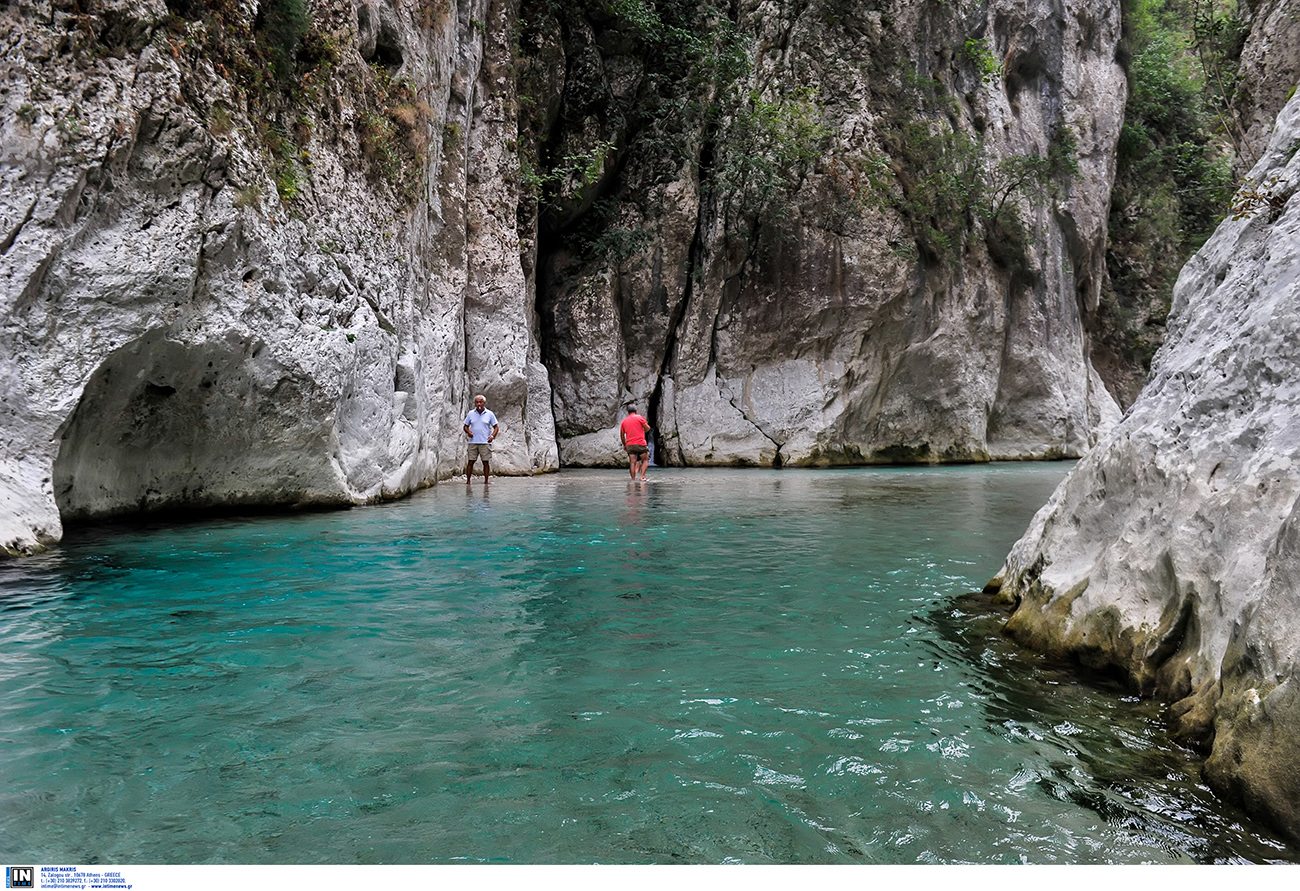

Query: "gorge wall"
left=1234, top=0, right=1300, bottom=175
left=1, top=0, right=1126, bottom=556
left=993, top=85, right=1300, bottom=842
left=989, top=0, right=1300, bottom=842
left=1, top=0, right=560, bottom=556
left=527, top=0, right=1125, bottom=468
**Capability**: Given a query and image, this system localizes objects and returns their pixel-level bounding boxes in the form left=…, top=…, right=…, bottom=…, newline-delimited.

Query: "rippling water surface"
left=1, top=466, right=1294, bottom=864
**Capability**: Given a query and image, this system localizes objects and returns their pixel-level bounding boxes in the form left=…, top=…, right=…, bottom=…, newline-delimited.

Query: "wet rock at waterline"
left=991, top=90, right=1300, bottom=841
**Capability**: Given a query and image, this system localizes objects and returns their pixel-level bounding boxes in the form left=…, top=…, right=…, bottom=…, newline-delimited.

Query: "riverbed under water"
left=0, top=465, right=1294, bottom=863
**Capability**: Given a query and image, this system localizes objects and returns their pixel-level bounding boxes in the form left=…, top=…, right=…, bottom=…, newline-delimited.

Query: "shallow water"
left=0, top=466, right=1293, bottom=864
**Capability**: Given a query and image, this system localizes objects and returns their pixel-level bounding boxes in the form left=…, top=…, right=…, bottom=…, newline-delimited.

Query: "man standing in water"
left=620, top=405, right=651, bottom=481
left=463, top=394, right=499, bottom=483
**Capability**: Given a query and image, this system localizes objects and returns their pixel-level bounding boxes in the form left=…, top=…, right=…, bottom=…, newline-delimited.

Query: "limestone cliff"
left=527, top=0, right=1126, bottom=468
left=1, top=0, right=558, bottom=555
left=992, top=90, right=1300, bottom=840
left=1234, top=0, right=1300, bottom=175
left=2, top=0, right=1125, bottom=555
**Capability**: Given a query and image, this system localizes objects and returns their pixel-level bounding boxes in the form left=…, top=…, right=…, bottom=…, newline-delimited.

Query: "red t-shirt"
left=620, top=413, right=649, bottom=447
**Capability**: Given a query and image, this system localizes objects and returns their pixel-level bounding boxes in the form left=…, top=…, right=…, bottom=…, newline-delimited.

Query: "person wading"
left=620, top=405, right=651, bottom=481
left=463, top=394, right=499, bottom=483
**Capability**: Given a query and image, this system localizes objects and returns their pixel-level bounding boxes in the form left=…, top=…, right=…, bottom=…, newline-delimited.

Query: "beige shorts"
left=467, top=442, right=492, bottom=460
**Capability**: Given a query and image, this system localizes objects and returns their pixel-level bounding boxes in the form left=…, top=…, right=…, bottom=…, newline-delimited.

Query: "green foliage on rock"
left=520, top=0, right=1078, bottom=281
left=868, top=68, right=1079, bottom=274
left=355, top=65, right=430, bottom=203
left=156, top=0, right=339, bottom=100
left=1188, top=0, right=1250, bottom=155
left=150, top=1, right=425, bottom=206
left=711, top=88, right=835, bottom=220
left=963, top=36, right=1003, bottom=85
left=517, top=0, right=822, bottom=264
left=264, top=125, right=308, bottom=202
left=1100, top=0, right=1238, bottom=382
left=258, top=0, right=311, bottom=82
left=521, top=140, right=618, bottom=203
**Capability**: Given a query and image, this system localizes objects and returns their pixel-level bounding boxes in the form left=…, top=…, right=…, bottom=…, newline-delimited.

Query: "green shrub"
left=233, top=185, right=262, bottom=209
left=358, top=111, right=403, bottom=182
left=711, top=88, right=834, bottom=219
left=1101, top=0, right=1238, bottom=375
left=963, top=36, right=1003, bottom=84
left=257, top=0, right=310, bottom=82
left=868, top=60, right=1078, bottom=272
left=565, top=198, right=655, bottom=264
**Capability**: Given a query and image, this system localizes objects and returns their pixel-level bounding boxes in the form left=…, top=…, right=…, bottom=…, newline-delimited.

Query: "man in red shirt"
left=619, top=405, right=651, bottom=481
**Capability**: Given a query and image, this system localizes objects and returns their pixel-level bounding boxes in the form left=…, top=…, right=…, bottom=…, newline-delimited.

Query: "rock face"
left=992, top=91, right=1300, bottom=840
left=527, top=0, right=1125, bottom=468
left=0, top=0, right=558, bottom=555
left=1233, top=0, right=1300, bottom=175
left=2, top=0, right=1125, bottom=554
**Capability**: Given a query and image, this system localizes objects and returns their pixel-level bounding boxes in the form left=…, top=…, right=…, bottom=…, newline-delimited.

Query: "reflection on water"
left=0, top=466, right=1293, bottom=864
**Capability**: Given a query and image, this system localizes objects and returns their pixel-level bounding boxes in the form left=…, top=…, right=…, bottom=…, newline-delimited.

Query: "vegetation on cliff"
left=866, top=64, right=1080, bottom=278
left=1096, top=0, right=1241, bottom=401
left=514, top=0, right=1245, bottom=413
left=149, top=0, right=430, bottom=204
left=518, top=0, right=1081, bottom=286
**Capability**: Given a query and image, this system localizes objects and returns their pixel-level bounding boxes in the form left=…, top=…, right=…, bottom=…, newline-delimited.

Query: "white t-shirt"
left=464, top=409, right=498, bottom=443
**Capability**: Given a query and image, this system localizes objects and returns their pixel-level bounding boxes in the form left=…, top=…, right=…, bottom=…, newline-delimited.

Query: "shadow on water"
left=925, top=591, right=1297, bottom=863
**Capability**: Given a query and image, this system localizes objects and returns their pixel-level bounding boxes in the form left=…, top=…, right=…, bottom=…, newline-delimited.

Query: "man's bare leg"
left=638, top=453, right=649, bottom=480
left=482, top=460, right=491, bottom=483
left=465, top=460, right=475, bottom=482
left=628, top=455, right=637, bottom=479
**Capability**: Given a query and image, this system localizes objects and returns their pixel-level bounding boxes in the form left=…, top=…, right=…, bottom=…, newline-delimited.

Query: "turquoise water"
left=0, top=466, right=1293, bottom=864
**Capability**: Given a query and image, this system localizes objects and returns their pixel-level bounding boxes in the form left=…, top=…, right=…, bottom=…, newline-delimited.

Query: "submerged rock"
left=992, top=90, right=1300, bottom=840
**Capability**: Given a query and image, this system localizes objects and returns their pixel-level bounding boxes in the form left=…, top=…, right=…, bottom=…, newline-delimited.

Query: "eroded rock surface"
left=1, top=0, right=557, bottom=555
left=529, top=0, right=1124, bottom=467
left=1233, top=0, right=1300, bottom=175
left=3, top=0, right=1128, bottom=554
left=993, top=90, right=1300, bottom=840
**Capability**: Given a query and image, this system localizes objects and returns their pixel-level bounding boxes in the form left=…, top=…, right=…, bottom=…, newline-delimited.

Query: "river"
left=0, top=466, right=1292, bottom=863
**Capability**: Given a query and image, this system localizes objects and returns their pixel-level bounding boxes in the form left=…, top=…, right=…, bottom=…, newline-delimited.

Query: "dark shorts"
left=626, top=444, right=648, bottom=456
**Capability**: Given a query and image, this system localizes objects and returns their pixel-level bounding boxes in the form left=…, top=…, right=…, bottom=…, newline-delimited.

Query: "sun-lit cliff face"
left=2, top=0, right=1126, bottom=554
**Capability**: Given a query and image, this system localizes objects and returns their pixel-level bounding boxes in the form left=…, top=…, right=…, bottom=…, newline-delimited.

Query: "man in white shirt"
left=462, top=394, right=499, bottom=483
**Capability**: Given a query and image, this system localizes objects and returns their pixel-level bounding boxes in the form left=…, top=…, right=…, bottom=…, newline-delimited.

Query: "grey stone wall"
left=993, top=89, right=1300, bottom=840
